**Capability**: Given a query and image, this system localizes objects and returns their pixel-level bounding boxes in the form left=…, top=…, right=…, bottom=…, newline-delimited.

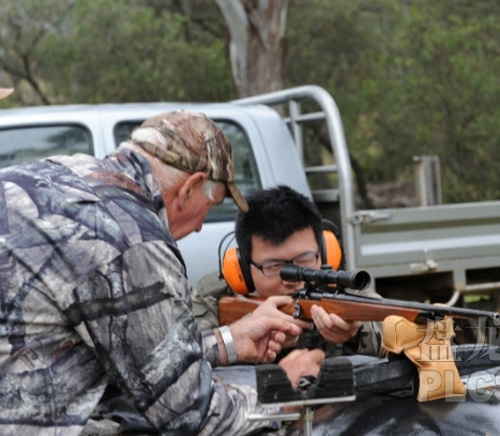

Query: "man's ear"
left=177, top=172, right=207, bottom=209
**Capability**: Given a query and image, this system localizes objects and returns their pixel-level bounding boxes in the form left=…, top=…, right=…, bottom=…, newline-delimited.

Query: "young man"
left=193, top=185, right=383, bottom=359
left=0, top=100, right=315, bottom=436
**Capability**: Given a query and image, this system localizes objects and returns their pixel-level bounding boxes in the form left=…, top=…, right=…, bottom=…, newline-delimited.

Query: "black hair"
left=235, top=185, right=323, bottom=261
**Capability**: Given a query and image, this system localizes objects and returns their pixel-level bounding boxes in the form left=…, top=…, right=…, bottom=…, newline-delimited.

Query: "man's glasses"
left=249, top=251, right=320, bottom=277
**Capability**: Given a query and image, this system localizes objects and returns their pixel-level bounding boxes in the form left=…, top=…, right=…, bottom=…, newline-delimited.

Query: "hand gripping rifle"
left=219, top=264, right=500, bottom=326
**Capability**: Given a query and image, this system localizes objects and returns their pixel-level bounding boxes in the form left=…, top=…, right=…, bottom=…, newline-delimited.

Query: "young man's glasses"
left=249, top=251, right=320, bottom=277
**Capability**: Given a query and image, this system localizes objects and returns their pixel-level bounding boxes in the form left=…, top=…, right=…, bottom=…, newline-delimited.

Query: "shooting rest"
left=247, top=344, right=500, bottom=436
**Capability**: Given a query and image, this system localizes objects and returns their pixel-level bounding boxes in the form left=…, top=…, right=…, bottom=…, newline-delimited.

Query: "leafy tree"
left=365, top=0, right=500, bottom=202
left=0, top=0, right=233, bottom=104
left=1, top=0, right=499, bottom=202
left=287, top=0, right=500, bottom=203
left=0, top=0, right=77, bottom=105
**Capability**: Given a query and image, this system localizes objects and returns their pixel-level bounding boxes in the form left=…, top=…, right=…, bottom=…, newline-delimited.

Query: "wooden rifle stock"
left=219, top=292, right=500, bottom=326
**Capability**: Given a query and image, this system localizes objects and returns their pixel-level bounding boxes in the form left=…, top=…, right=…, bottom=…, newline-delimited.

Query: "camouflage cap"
left=132, top=111, right=248, bottom=212
left=0, top=88, right=13, bottom=100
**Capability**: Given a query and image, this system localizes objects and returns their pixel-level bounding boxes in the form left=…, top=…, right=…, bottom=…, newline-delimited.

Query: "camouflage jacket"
left=0, top=147, right=281, bottom=436
left=193, top=271, right=384, bottom=358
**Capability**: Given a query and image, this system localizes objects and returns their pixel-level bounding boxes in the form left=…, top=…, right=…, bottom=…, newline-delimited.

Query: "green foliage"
left=0, top=0, right=233, bottom=103
left=1, top=0, right=500, bottom=202
left=287, top=0, right=500, bottom=203
left=49, top=0, right=233, bottom=103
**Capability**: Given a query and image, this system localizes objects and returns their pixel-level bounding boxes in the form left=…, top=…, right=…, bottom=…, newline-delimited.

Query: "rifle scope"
left=280, top=264, right=371, bottom=290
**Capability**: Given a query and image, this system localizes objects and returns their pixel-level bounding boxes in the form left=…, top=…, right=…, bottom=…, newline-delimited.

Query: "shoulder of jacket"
left=194, top=270, right=232, bottom=299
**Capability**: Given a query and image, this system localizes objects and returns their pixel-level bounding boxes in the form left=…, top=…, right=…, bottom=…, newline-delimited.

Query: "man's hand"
left=228, top=315, right=303, bottom=363
left=311, top=304, right=361, bottom=344
left=278, top=348, right=325, bottom=387
left=253, top=296, right=313, bottom=348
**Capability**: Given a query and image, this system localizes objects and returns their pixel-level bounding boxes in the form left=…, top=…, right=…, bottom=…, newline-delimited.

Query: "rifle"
left=219, top=264, right=500, bottom=326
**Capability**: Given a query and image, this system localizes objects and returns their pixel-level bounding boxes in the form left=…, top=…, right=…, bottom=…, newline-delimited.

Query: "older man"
left=0, top=97, right=312, bottom=436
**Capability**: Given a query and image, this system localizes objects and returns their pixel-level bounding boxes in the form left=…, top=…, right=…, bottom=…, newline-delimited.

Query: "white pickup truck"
left=1, top=85, right=499, bottom=312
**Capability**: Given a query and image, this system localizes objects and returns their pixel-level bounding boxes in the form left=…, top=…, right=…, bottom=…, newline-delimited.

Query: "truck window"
left=0, top=125, right=93, bottom=169
left=114, top=120, right=261, bottom=222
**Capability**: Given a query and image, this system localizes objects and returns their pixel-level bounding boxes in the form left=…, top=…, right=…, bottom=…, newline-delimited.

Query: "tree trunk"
left=216, top=0, right=288, bottom=98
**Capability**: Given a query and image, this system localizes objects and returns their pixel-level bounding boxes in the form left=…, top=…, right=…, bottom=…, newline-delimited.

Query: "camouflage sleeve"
left=72, top=241, right=280, bottom=436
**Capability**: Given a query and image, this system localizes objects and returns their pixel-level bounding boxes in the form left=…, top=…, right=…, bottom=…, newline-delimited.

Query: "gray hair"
left=202, top=179, right=224, bottom=201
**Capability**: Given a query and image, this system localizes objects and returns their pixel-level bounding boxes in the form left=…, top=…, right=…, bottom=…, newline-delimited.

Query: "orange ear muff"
left=222, top=246, right=253, bottom=295
left=322, top=229, right=343, bottom=270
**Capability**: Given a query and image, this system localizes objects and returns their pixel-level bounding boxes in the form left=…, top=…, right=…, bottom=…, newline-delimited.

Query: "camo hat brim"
left=132, top=111, right=248, bottom=212
left=0, top=88, right=14, bottom=100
